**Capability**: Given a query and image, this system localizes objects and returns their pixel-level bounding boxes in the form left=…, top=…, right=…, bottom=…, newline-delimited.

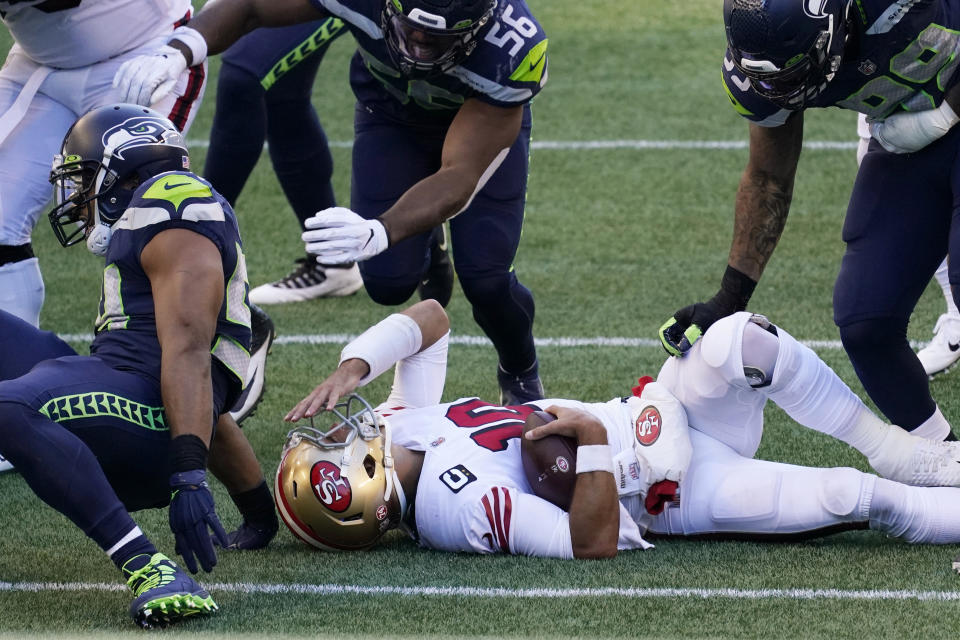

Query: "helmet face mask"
left=382, top=0, right=497, bottom=77
left=275, top=394, right=404, bottom=551
left=47, top=104, right=189, bottom=256
left=724, top=0, right=848, bottom=109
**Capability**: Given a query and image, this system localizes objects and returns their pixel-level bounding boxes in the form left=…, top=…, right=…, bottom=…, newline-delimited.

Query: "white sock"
left=934, top=258, right=959, bottom=317
left=910, top=406, right=951, bottom=441
left=0, top=257, right=44, bottom=327
left=870, top=478, right=960, bottom=544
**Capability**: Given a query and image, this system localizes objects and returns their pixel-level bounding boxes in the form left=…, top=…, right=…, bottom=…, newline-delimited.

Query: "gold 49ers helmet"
left=275, top=394, right=405, bottom=551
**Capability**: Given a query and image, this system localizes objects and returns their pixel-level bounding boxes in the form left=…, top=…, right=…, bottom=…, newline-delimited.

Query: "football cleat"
left=497, top=361, right=545, bottom=406
left=249, top=255, right=363, bottom=304
left=123, top=553, right=217, bottom=629
left=917, top=313, right=960, bottom=377
left=229, top=303, right=275, bottom=424
left=418, top=224, right=454, bottom=308
left=868, top=423, right=960, bottom=487
left=0, top=453, right=13, bottom=474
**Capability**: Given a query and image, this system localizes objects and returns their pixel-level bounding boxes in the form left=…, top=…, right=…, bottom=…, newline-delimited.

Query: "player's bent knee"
left=361, top=277, right=418, bottom=306
left=458, top=272, right=512, bottom=306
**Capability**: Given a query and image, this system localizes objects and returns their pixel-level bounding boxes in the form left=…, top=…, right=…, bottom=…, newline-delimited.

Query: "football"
left=520, top=410, right=577, bottom=511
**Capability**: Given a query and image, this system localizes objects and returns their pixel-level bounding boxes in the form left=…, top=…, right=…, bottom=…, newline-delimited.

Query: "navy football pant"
left=834, top=129, right=960, bottom=429
left=351, top=105, right=537, bottom=374
left=204, top=19, right=346, bottom=228
left=0, top=310, right=172, bottom=555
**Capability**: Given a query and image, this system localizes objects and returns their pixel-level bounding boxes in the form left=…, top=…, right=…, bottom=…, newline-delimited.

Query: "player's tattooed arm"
left=728, top=113, right=804, bottom=281
left=177, top=0, right=328, bottom=61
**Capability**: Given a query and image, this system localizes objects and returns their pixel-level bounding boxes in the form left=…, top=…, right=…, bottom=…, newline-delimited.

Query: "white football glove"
left=624, top=383, right=692, bottom=486
left=869, top=100, right=960, bottom=154
left=302, top=207, right=389, bottom=264
left=113, top=45, right=187, bottom=106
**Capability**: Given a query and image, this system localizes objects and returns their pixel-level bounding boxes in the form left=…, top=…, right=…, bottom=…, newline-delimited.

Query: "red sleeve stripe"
left=480, top=487, right=512, bottom=553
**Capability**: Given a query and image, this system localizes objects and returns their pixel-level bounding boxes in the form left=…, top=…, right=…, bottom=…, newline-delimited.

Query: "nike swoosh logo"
left=361, top=229, right=374, bottom=249
left=528, top=51, right=546, bottom=72
left=163, top=182, right=191, bottom=190
left=950, top=342, right=959, bottom=352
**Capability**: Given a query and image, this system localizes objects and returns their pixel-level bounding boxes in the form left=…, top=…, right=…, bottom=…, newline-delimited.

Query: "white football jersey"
left=380, top=397, right=653, bottom=558
left=2, top=0, right=192, bottom=68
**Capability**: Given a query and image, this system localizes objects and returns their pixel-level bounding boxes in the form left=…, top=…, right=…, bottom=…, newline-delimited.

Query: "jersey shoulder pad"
left=455, top=0, right=547, bottom=106
left=721, top=49, right=792, bottom=127
left=121, top=171, right=226, bottom=226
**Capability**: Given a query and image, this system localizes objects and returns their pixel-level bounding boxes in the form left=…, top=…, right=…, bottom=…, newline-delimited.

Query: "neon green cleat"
left=123, top=553, right=218, bottom=629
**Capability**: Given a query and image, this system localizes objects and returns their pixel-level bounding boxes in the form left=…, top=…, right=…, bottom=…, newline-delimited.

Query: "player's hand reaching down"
left=168, top=469, right=228, bottom=573
left=285, top=358, right=370, bottom=421
left=302, top=207, right=389, bottom=264
left=659, top=265, right=757, bottom=356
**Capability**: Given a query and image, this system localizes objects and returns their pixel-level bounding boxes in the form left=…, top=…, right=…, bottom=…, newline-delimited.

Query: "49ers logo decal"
left=635, top=405, right=661, bottom=446
left=310, top=461, right=352, bottom=512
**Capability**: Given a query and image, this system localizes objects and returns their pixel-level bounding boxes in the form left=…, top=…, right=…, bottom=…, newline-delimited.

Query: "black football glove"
left=659, top=266, right=757, bottom=357
left=169, top=469, right=229, bottom=573
left=215, top=480, right=279, bottom=551
left=217, top=519, right=279, bottom=550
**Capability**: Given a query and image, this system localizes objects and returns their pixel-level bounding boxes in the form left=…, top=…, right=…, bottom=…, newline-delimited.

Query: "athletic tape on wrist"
left=171, top=25, right=207, bottom=66
left=340, top=313, right=423, bottom=386
left=575, top=444, right=614, bottom=475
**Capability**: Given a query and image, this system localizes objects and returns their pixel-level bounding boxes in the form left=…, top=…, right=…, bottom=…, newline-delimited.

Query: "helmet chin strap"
left=380, top=416, right=409, bottom=520
left=86, top=222, right=113, bottom=256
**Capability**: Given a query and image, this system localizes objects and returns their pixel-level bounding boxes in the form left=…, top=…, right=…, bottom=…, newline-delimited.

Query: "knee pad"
left=657, top=313, right=767, bottom=457
left=818, top=467, right=870, bottom=518
left=837, top=317, right=905, bottom=355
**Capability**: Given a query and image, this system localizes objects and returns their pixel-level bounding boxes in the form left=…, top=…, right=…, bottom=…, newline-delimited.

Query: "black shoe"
left=229, top=304, right=276, bottom=424
left=497, top=361, right=545, bottom=406
left=418, top=225, right=454, bottom=308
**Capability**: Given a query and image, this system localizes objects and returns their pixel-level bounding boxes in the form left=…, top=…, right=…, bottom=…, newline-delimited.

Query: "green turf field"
left=3, top=0, right=960, bottom=637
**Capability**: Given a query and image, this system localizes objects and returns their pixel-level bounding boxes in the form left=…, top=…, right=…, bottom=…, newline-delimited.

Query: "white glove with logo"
left=113, top=45, right=187, bottom=106
left=869, top=101, right=960, bottom=154
left=624, top=382, right=692, bottom=486
left=302, top=207, right=389, bottom=264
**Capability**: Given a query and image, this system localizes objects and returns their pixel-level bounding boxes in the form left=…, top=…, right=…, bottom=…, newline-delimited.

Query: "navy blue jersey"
left=723, top=0, right=960, bottom=126
left=89, top=171, right=252, bottom=396
left=309, top=0, right=548, bottom=126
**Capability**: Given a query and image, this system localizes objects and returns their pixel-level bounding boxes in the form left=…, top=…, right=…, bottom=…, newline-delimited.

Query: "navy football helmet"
left=724, top=0, right=850, bottom=109
left=48, top=104, right=188, bottom=255
left=382, top=0, right=497, bottom=77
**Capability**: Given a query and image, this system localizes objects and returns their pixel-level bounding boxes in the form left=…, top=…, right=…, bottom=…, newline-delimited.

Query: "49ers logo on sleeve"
left=310, top=461, right=352, bottom=513
left=635, top=406, right=661, bottom=446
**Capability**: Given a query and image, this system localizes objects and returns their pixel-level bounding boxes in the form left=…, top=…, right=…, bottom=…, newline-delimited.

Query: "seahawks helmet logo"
left=803, top=0, right=831, bottom=18
left=101, top=117, right=185, bottom=161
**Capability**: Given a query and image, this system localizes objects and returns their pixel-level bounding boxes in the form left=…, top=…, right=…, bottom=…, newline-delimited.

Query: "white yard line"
left=185, top=139, right=858, bottom=151
left=58, top=333, right=929, bottom=351
left=0, top=581, right=957, bottom=601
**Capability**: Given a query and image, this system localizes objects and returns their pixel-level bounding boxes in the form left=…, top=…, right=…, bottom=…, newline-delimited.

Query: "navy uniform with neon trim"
left=669, top=0, right=960, bottom=437
left=0, top=104, right=260, bottom=628
left=0, top=169, right=250, bottom=509
left=311, top=0, right=548, bottom=401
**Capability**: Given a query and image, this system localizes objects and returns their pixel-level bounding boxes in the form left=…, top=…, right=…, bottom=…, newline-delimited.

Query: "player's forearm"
left=378, top=168, right=475, bottom=244
left=727, top=167, right=793, bottom=281
left=568, top=423, right=619, bottom=559
left=179, top=0, right=326, bottom=60
left=161, top=344, right=216, bottom=446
